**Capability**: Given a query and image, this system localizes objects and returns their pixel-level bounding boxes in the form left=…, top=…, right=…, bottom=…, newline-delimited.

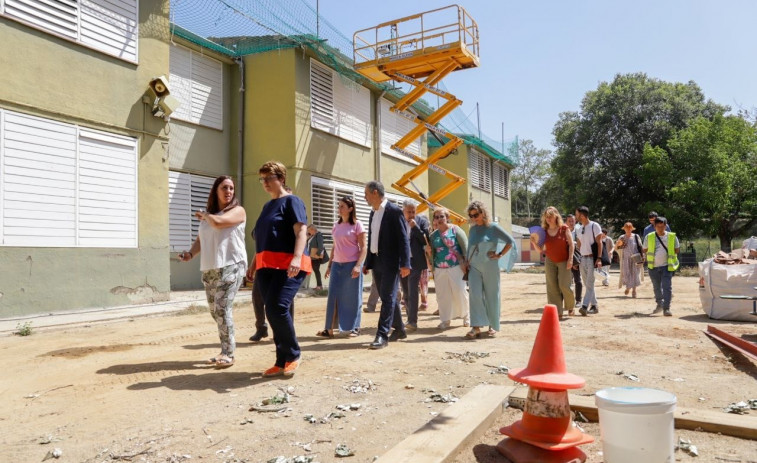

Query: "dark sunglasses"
left=468, top=212, right=480, bottom=219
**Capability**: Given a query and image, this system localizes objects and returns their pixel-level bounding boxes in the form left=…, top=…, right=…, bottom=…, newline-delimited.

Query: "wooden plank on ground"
left=508, top=388, right=757, bottom=440
left=375, top=385, right=515, bottom=463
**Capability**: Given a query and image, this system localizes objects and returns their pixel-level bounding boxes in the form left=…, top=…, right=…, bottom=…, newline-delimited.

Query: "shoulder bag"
left=590, top=223, right=612, bottom=266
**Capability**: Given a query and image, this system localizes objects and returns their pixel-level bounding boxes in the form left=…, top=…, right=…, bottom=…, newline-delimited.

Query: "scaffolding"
left=353, top=5, right=479, bottom=224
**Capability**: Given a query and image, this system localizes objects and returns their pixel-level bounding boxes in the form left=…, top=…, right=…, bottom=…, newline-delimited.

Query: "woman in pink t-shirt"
left=318, top=196, right=368, bottom=337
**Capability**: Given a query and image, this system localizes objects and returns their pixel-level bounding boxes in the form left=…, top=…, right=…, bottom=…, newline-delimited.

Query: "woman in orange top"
left=532, top=206, right=575, bottom=319
left=251, top=161, right=312, bottom=377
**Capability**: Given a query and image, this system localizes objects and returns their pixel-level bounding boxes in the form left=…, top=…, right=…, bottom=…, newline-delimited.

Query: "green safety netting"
left=170, top=0, right=517, bottom=165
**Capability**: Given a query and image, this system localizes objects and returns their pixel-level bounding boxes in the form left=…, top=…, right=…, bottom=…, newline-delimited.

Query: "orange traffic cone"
left=498, top=304, right=593, bottom=463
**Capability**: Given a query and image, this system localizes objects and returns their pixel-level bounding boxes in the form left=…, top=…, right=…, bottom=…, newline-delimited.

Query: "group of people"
left=177, top=165, right=519, bottom=376
left=532, top=207, right=680, bottom=319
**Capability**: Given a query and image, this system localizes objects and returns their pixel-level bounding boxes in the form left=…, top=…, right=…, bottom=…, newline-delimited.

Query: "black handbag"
left=589, top=223, right=612, bottom=266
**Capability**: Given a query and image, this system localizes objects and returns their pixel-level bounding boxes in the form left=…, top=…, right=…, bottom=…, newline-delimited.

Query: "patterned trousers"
left=202, top=261, right=245, bottom=357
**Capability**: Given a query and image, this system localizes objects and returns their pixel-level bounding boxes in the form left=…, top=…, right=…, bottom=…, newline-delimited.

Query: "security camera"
left=149, top=75, right=171, bottom=98
left=151, top=94, right=180, bottom=120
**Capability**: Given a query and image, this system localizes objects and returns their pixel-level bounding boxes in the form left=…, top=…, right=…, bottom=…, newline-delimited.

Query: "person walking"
left=465, top=201, right=515, bottom=338
left=400, top=199, right=430, bottom=332
left=565, top=214, right=582, bottom=306
left=531, top=206, right=575, bottom=319
left=616, top=222, right=643, bottom=298
left=427, top=207, right=470, bottom=329
left=575, top=206, right=603, bottom=316
left=307, top=225, right=328, bottom=290
left=253, top=161, right=311, bottom=377
left=363, top=181, right=410, bottom=350
left=179, top=175, right=246, bottom=368
left=319, top=196, right=367, bottom=337
left=599, top=228, right=615, bottom=286
left=643, top=216, right=680, bottom=316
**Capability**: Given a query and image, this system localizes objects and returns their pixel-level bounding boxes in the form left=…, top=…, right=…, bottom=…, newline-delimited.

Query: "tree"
left=511, top=139, right=552, bottom=220
left=642, top=115, right=757, bottom=251
left=552, top=73, right=727, bottom=227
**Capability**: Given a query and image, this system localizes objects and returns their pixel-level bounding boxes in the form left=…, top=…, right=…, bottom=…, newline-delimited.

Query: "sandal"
left=208, top=352, right=225, bottom=364
left=464, top=328, right=481, bottom=339
left=214, top=356, right=235, bottom=368
left=348, top=330, right=359, bottom=338
left=632, top=289, right=637, bottom=298
left=568, top=309, right=575, bottom=316
left=488, top=329, right=498, bottom=337
left=316, top=330, right=333, bottom=338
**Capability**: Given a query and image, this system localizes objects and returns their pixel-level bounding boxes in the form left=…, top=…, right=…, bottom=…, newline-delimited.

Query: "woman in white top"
left=179, top=175, right=246, bottom=368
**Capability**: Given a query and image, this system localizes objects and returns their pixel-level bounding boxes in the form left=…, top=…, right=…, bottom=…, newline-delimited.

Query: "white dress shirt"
left=369, top=198, right=388, bottom=254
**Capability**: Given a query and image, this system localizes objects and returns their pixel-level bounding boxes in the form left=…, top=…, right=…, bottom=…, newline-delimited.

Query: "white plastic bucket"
left=595, top=387, right=677, bottom=463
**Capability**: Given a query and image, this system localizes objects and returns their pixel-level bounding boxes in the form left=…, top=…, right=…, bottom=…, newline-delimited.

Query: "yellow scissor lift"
left=353, top=4, right=480, bottom=225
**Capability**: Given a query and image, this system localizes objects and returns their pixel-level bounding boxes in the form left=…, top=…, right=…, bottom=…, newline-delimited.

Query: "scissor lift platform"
left=353, top=5, right=480, bottom=224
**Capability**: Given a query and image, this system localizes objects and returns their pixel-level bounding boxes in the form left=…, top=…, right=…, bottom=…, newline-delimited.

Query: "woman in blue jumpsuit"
left=465, top=200, right=515, bottom=338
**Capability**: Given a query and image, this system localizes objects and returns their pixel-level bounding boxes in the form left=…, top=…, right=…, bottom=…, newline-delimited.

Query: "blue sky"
left=316, top=0, right=757, bottom=152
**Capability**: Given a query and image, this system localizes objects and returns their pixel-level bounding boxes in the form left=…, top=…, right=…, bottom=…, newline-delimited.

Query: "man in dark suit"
left=363, top=181, right=411, bottom=350
left=400, top=199, right=430, bottom=332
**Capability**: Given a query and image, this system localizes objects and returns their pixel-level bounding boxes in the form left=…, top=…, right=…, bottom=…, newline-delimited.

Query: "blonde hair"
left=433, top=207, right=450, bottom=222
left=466, top=200, right=490, bottom=225
left=259, top=161, right=287, bottom=185
left=541, top=206, right=564, bottom=229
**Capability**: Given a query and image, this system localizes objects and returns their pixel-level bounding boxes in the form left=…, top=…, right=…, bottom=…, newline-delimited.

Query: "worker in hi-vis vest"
left=642, top=216, right=680, bottom=317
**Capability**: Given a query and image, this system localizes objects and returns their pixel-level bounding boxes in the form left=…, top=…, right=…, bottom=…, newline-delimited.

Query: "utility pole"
left=476, top=102, right=481, bottom=139
left=316, top=0, right=320, bottom=38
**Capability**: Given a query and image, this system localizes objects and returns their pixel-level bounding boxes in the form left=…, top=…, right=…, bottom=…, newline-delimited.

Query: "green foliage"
left=511, top=139, right=553, bottom=219
left=552, top=73, right=727, bottom=226
left=642, top=115, right=757, bottom=251
left=15, top=321, right=33, bottom=336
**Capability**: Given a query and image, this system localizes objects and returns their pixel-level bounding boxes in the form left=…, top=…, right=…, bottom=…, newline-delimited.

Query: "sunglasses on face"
left=469, top=212, right=480, bottom=219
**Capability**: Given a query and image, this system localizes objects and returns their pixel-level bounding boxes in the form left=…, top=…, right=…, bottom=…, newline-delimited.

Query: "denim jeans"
left=648, top=266, right=673, bottom=309
left=579, top=256, right=598, bottom=307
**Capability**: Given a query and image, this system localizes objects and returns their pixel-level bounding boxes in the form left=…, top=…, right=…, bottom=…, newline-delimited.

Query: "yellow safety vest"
left=647, top=232, right=680, bottom=271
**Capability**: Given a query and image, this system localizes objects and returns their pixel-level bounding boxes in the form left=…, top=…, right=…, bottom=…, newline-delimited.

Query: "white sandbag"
left=698, top=259, right=757, bottom=322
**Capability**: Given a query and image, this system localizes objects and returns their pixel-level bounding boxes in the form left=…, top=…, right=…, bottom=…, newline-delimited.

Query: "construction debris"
left=616, top=371, right=640, bottom=382
left=41, top=448, right=62, bottom=461
left=677, top=437, right=699, bottom=456
left=723, top=400, right=757, bottom=414
left=335, top=444, right=355, bottom=457
left=343, top=379, right=376, bottom=394
left=445, top=351, right=490, bottom=363
left=426, top=392, right=458, bottom=403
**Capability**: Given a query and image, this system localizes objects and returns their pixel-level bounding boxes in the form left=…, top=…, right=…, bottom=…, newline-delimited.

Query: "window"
left=1, top=0, right=139, bottom=63
left=310, top=59, right=372, bottom=148
left=0, top=109, right=138, bottom=247
left=310, top=177, right=406, bottom=247
left=167, top=171, right=215, bottom=251
left=494, top=162, right=509, bottom=198
left=169, top=44, right=224, bottom=130
left=468, top=150, right=491, bottom=192
left=380, top=98, right=421, bottom=162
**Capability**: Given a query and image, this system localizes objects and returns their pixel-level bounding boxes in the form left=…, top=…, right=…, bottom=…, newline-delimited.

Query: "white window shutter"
left=310, top=59, right=335, bottom=134
left=191, top=53, right=224, bottom=130
left=494, top=163, right=509, bottom=198
left=169, top=45, right=193, bottom=122
left=169, top=45, right=224, bottom=130
left=4, top=0, right=78, bottom=40
left=168, top=171, right=191, bottom=251
left=310, top=59, right=371, bottom=148
left=79, top=0, right=138, bottom=62
left=380, top=98, right=420, bottom=160
left=2, top=111, right=78, bottom=246
left=189, top=174, right=214, bottom=241
left=77, top=128, right=137, bottom=247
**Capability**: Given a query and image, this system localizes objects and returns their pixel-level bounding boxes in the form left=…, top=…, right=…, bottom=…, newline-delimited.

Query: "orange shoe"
left=262, top=365, right=284, bottom=377
left=283, top=359, right=300, bottom=376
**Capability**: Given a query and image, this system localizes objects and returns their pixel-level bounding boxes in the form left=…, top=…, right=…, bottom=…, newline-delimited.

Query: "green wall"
left=0, top=0, right=172, bottom=316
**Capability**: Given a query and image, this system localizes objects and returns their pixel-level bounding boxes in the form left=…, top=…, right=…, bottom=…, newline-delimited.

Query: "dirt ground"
left=2, top=270, right=756, bottom=463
